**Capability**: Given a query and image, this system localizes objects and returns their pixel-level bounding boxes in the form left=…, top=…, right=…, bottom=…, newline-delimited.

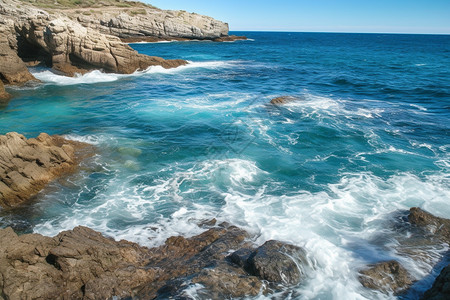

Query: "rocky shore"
left=0, top=0, right=239, bottom=89
left=0, top=130, right=448, bottom=298
left=0, top=207, right=448, bottom=299
left=0, top=132, right=92, bottom=208
left=0, top=222, right=310, bottom=299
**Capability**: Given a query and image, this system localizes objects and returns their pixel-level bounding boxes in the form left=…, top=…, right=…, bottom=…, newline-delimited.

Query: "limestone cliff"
left=0, top=0, right=231, bottom=84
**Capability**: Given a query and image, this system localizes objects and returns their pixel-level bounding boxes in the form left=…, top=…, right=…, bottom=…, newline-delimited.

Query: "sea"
left=1, top=32, right=449, bottom=299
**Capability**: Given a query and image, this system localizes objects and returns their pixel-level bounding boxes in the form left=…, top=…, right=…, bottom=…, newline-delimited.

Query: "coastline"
left=1, top=1, right=449, bottom=299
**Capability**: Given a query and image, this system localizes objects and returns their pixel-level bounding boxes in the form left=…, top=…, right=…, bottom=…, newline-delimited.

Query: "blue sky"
left=144, top=0, right=450, bottom=34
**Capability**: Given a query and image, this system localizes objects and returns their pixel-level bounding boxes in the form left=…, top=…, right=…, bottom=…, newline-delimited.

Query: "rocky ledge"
left=0, top=222, right=310, bottom=299
left=0, top=132, right=92, bottom=208
left=0, top=0, right=240, bottom=86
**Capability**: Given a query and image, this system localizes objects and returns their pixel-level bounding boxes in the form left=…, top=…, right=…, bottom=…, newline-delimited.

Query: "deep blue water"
left=1, top=32, right=450, bottom=299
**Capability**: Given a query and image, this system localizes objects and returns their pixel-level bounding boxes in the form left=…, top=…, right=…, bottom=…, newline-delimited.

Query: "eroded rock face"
left=74, top=8, right=229, bottom=41
left=0, top=27, right=36, bottom=84
left=0, top=81, right=11, bottom=102
left=0, top=0, right=188, bottom=79
left=359, top=260, right=413, bottom=294
left=0, top=132, right=92, bottom=208
left=0, top=223, right=308, bottom=299
left=422, top=264, right=450, bottom=300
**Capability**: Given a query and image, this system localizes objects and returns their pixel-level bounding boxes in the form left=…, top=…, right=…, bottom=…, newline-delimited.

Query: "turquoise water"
left=1, top=32, right=450, bottom=299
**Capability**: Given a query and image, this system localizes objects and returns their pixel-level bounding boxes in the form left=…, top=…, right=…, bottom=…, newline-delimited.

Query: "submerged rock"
left=0, top=132, right=92, bottom=208
left=270, top=96, right=299, bottom=105
left=359, top=260, right=413, bottom=294
left=0, top=223, right=310, bottom=299
left=422, top=263, right=450, bottom=300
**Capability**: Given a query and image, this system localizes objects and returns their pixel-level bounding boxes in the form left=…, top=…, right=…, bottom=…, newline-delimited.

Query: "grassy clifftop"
left=19, top=0, right=156, bottom=9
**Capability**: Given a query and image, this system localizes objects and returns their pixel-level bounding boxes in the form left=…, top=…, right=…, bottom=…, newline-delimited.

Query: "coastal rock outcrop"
left=359, top=260, right=413, bottom=294
left=0, top=81, right=11, bottom=102
left=72, top=6, right=229, bottom=41
left=0, top=0, right=237, bottom=85
left=0, top=0, right=190, bottom=83
left=0, top=132, right=92, bottom=208
left=0, top=28, right=36, bottom=84
left=422, top=264, right=450, bottom=300
left=0, top=223, right=308, bottom=299
left=359, top=208, right=450, bottom=296
left=408, top=207, right=450, bottom=243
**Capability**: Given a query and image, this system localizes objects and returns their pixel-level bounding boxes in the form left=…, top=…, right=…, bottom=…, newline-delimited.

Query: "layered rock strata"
left=0, top=0, right=190, bottom=82
left=0, top=223, right=309, bottom=299
left=0, top=132, right=92, bottom=208
left=0, top=0, right=238, bottom=85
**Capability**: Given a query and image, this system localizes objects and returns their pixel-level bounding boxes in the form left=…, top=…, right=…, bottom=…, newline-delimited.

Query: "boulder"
left=0, top=223, right=308, bottom=299
left=359, top=260, right=413, bottom=294
left=270, top=96, right=299, bottom=105
left=422, top=264, right=450, bottom=300
left=0, top=132, right=92, bottom=208
left=246, top=240, right=309, bottom=285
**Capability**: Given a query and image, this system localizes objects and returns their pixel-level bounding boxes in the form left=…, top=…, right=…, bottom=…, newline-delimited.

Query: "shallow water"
left=1, top=32, right=450, bottom=299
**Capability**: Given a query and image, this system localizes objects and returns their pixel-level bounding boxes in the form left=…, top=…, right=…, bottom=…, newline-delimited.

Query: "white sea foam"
left=281, top=94, right=384, bottom=121
left=31, top=150, right=449, bottom=299
left=31, top=60, right=235, bottom=86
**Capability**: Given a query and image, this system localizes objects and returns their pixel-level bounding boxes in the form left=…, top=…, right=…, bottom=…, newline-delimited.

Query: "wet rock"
left=359, top=260, right=413, bottom=294
left=408, top=207, right=450, bottom=243
left=0, top=81, right=11, bottom=102
left=0, top=132, right=92, bottom=208
left=246, top=240, right=309, bottom=285
left=0, top=221, right=311, bottom=299
left=422, top=263, right=450, bottom=300
left=270, top=96, right=299, bottom=105
left=214, top=35, right=248, bottom=42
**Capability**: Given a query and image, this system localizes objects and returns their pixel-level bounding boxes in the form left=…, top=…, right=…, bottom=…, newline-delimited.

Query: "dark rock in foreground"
left=0, top=223, right=308, bottom=299
left=359, top=260, right=413, bottom=294
left=0, top=132, right=93, bottom=208
left=422, top=263, right=450, bottom=300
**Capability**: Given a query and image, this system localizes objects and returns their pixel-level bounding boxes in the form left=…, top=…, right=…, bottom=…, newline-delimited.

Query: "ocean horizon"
left=1, top=31, right=449, bottom=299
